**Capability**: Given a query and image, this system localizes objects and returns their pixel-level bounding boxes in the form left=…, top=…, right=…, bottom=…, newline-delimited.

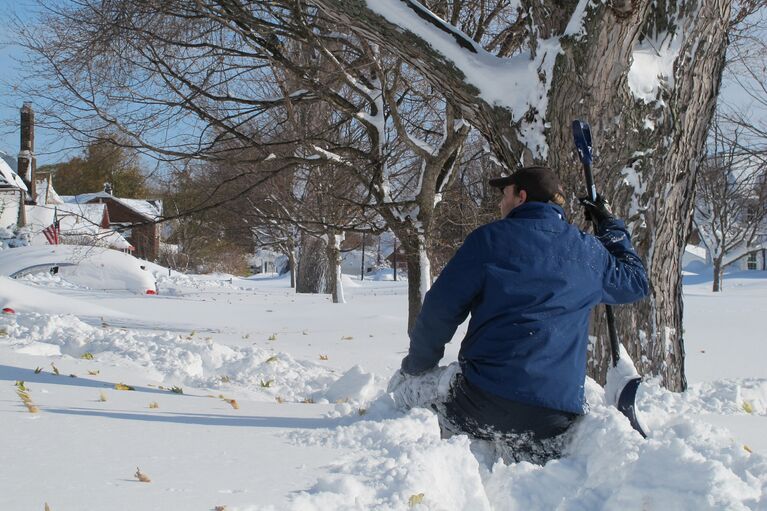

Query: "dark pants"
left=438, top=374, right=578, bottom=443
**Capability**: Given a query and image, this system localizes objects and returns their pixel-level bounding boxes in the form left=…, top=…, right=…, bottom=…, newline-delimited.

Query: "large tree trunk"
left=313, top=0, right=732, bottom=391
left=296, top=235, right=329, bottom=294
left=544, top=4, right=729, bottom=392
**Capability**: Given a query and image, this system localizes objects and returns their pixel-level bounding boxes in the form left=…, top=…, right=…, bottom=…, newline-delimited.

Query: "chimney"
left=104, top=182, right=113, bottom=195
left=18, top=102, right=36, bottom=204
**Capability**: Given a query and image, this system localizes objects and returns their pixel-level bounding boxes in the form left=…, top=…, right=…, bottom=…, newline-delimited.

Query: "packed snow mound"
left=0, top=276, right=120, bottom=316
left=0, top=245, right=156, bottom=294
left=156, top=272, right=253, bottom=295
left=324, top=365, right=378, bottom=404
left=284, top=378, right=767, bottom=510
left=640, top=377, right=767, bottom=417
left=366, top=268, right=404, bottom=281
left=0, top=312, right=344, bottom=403
left=290, top=409, right=492, bottom=510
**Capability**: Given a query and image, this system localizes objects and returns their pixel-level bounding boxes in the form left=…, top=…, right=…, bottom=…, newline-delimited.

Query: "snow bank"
left=154, top=270, right=276, bottom=295
left=0, top=276, right=119, bottom=316
left=289, top=409, right=492, bottom=510
left=0, top=312, right=348, bottom=403
left=281, top=378, right=767, bottom=510
left=324, top=365, right=378, bottom=404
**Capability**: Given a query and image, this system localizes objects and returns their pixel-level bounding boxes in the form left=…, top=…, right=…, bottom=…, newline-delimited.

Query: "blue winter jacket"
left=402, top=201, right=649, bottom=414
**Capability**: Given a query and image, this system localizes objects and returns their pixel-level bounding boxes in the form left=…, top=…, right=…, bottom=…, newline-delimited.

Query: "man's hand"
left=579, top=194, right=615, bottom=225
left=387, top=369, right=414, bottom=410
left=386, top=369, right=408, bottom=395
left=387, top=366, right=444, bottom=411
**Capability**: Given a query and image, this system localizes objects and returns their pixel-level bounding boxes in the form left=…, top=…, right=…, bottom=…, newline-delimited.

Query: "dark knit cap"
left=489, top=166, right=565, bottom=205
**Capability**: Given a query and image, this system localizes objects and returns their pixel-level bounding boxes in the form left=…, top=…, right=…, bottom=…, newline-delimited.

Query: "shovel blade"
left=616, top=377, right=647, bottom=438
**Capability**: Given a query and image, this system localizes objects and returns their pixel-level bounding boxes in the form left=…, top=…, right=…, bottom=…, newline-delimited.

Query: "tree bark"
left=288, top=245, right=297, bottom=289
left=398, top=231, right=432, bottom=332
left=325, top=231, right=346, bottom=303
left=312, top=0, right=732, bottom=391
left=296, top=235, right=328, bottom=294
left=713, top=257, right=723, bottom=292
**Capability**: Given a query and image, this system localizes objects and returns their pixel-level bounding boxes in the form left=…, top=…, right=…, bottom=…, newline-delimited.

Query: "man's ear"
left=518, top=189, right=527, bottom=203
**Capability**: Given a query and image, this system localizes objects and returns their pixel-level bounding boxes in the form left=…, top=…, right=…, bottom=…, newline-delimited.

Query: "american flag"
left=43, top=208, right=61, bottom=245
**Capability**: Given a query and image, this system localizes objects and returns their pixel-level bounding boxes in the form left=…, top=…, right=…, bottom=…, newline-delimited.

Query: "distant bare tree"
left=716, top=0, right=767, bottom=152
left=695, top=122, right=767, bottom=291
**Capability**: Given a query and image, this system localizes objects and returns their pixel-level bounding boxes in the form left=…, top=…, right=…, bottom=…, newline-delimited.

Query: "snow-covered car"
left=0, top=245, right=157, bottom=294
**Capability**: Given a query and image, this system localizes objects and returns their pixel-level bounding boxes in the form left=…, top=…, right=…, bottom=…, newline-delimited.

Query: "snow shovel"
left=572, top=119, right=647, bottom=438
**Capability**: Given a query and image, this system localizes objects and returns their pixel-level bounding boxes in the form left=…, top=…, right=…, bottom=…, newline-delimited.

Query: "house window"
left=747, top=252, right=758, bottom=270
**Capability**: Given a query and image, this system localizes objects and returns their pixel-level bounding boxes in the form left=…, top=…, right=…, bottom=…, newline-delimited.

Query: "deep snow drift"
left=0, top=267, right=765, bottom=510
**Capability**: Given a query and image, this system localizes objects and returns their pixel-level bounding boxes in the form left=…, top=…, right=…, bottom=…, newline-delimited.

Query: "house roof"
left=26, top=203, right=108, bottom=233
left=61, top=192, right=163, bottom=221
left=0, top=157, right=27, bottom=191
left=24, top=203, right=132, bottom=250
left=0, top=150, right=16, bottom=170
left=35, top=176, right=64, bottom=205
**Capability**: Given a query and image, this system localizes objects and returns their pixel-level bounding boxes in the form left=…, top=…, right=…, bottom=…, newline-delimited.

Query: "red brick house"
left=63, top=191, right=163, bottom=261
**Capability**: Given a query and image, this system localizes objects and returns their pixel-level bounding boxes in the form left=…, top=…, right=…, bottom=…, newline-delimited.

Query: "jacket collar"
left=505, top=201, right=567, bottom=221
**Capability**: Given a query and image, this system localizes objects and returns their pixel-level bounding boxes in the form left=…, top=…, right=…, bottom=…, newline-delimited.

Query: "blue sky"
left=0, top=0, right=77, bottom=166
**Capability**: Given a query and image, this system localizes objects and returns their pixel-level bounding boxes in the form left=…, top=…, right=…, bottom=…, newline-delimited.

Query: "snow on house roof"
left=0, top=156, right=27, bottom=191
left=26, top=203, right=106, bottom=232
left=35, top=176, right=64, bottom=205
left=117, top=197, right=163, bottom=221
left=24, top=203, right=132, bottom=250
left=62, top=192, right=163, bottom=221
left=0, top=150, right=17, bottom=171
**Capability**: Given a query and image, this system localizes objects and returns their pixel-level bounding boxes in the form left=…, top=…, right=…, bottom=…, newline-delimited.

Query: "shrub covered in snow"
left=0, top=226, right=31, bottom=250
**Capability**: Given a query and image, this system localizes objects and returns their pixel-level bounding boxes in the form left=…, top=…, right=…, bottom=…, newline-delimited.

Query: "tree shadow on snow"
left=683, top=269, right=767, bottom=286
left=77, top=315, right=221, bottom=334
left=0, top=364, right=169, bottom=395
left=44, top=407, right=337, bottom=429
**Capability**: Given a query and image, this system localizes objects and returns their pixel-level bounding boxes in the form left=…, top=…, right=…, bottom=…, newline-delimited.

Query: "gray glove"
left=387, top=366, right=445, bottom=411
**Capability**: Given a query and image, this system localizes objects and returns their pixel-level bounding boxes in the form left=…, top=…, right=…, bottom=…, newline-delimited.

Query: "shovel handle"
left=573, top=120, right=621, bottom=366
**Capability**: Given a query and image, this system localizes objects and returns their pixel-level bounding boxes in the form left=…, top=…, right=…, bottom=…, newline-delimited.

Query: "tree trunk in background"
left=296, top=235, right=328, bottom=294
left=713, top=257, right=723, bottom=292
left=313, top=0, right=732, bottom=391
left=398, top=230, right=432, bottom=333
left=288, top=246, right=297, bottom=289
left=325, top=231, right=345, bottom=304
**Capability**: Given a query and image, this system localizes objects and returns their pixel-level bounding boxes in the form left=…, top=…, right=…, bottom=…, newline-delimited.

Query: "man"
left=391, top=166, right=649, bottom=449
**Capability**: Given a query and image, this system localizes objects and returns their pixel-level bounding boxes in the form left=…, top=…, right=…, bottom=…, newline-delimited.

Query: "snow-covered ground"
left=0, top=265, right=765, bottom=510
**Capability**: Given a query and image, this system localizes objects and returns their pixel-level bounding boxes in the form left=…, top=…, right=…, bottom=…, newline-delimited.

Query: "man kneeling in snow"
left=388, top=166, right=649, bottom=460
